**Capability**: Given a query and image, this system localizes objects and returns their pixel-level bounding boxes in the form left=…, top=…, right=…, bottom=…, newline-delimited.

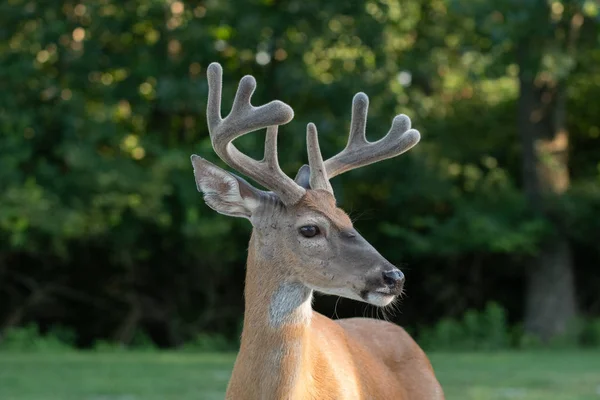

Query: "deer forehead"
left=294, top=190, right=352, bottom=231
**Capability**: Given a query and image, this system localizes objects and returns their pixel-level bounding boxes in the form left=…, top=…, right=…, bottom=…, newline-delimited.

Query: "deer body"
left=191, top=63, right=444, bottom=399
left=226, top=231, right=443, bottom=400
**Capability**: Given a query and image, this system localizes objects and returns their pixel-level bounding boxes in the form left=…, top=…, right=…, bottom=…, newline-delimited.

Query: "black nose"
left=382, top=269, right=405, bottom=289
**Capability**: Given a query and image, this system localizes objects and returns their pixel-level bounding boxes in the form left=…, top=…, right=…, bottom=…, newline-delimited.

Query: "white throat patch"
left=269, top=282, right=313, bottom=327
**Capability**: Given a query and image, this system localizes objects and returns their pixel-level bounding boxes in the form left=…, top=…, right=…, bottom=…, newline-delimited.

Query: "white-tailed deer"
left=192, top=62, right=444, bottom=400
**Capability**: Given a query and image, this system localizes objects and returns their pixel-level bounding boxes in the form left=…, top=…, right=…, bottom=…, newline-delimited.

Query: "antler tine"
left=323, top=92, right=421, bottom=179
left=205, top=62, right=306, bottom=205
left=306, top=123, right=333, bottom=193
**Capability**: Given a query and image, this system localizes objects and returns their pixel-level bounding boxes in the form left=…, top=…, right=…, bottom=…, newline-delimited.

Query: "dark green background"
left=1, top=0, right=598, bottom=347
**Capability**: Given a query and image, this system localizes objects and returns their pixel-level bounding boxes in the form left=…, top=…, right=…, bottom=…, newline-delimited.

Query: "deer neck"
left=236, top=231, right=314, bottom=396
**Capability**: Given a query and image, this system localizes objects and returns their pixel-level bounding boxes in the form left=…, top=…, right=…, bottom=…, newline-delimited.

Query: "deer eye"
left=299, top=225, right=320, bottom=238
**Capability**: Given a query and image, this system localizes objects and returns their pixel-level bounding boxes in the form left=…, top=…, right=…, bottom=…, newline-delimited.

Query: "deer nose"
left=382, top=269, right=405, bottom=290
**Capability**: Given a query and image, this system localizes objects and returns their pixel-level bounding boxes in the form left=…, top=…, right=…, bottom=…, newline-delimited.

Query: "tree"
left=449, top=0, right=600, bottom=340
left=1, top=0, right=598, bottom=346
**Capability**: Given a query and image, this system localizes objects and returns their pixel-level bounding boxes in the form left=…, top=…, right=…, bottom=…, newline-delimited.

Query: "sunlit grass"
left=431, top=351, right=600, bottom=400
left=0, top=350, right=598, bottom=400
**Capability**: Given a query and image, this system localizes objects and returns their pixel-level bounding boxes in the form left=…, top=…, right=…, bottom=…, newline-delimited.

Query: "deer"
left=191, top=62, right=444, bottom=400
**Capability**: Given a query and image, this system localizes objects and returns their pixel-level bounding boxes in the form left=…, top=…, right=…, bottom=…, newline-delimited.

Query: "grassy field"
left=0, top=351, right=599, bottom=400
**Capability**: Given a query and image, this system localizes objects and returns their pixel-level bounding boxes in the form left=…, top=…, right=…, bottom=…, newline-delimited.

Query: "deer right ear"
left=191, top=155, right=262, bottom=220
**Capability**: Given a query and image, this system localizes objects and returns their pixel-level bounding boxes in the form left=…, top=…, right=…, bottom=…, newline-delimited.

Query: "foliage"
left=580, top=318, right=600, bottom=347
left=419, top=303, right=600, bottom=351
left=0, top=0, right=598, bottom=345
left=3, top=315, right=597, bottom=353
left=180, top=333, right=236, bottom=353
left=419, top=302, right=510, bottom=351
left=92, top=330, right=158, bottom=352
left=0, top=324, right=75, bottom=352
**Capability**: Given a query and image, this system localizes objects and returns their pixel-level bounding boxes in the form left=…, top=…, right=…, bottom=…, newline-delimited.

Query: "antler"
left=306, top=123, right=333, bottom=193
left=206, top=62, right=306, bottom=205
left=307, top=92, right=420, bottom=189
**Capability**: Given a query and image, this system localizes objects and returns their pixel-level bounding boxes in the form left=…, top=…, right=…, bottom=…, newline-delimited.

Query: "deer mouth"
left=360, top=288, right=397, bottom=307
left=364, top=291, right=396, bottom=307
left=374, top=287, right=392, bottom=295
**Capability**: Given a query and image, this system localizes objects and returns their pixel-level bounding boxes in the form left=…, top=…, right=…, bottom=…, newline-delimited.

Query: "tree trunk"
left=0, top=287, right=49, bottom=336
left=518, top=52, right=578, bottom=342
left=113, top=297, right=141, bottom=346
left=524, top=237, right=577, bottom=341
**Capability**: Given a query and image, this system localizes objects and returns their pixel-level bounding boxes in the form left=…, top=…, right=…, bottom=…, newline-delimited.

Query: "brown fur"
left=192, top=162, right=444, bottom=399
left=225, top=193, right=444, bottom=400
left=301, top=190, right=353, bottom=230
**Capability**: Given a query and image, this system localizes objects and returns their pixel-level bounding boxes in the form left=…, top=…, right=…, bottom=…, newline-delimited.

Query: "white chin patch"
left=365, top=292, right=396, bottom=307
left=309, top=285, right=396, bottom=307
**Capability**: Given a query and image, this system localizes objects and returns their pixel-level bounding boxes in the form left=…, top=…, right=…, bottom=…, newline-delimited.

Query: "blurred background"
left=1, top=0, right=599, bottom=399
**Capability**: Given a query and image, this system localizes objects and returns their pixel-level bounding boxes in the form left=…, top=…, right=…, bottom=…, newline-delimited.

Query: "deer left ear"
left=294, top=164, right=311, bottom=189
left=191, top=155, right=263, bottom=220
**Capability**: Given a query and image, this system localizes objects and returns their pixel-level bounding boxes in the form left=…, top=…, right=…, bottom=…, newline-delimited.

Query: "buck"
left=192, top=62, right=444, bottom=400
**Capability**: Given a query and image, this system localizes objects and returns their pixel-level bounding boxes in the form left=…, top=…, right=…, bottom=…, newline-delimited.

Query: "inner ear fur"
left=191, top=155, right=263, bottom=219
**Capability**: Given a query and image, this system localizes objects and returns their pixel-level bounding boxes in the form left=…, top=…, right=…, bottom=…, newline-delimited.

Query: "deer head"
left=191, top=63, right=420, bottom=307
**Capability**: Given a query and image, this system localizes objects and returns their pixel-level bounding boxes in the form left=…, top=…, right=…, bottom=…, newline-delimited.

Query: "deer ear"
left=191, top=155, right=262, bottom=219
left=294, top=164, right=311, bottom=189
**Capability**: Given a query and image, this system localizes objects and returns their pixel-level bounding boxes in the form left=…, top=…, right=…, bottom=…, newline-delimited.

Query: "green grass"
left=430, top=351, right=600, bottom=400
left=0, top=351, right=598, bottom=399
